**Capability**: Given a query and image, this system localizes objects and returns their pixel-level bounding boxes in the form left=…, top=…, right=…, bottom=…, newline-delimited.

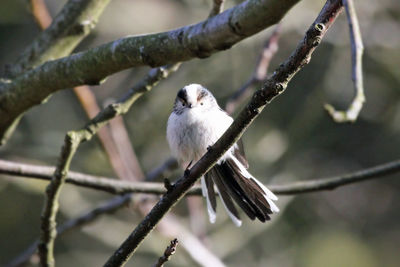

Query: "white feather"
left=201, top=177, right=216, bottom=223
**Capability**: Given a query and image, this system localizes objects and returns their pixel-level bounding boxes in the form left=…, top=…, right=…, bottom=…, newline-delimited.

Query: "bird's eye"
left=200, top=102, right=204, bottom=106
left=182, top=103, right=185, bottom=106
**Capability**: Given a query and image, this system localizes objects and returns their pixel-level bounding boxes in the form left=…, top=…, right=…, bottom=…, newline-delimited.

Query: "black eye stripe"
left=177, top=89, right=187, bottom=102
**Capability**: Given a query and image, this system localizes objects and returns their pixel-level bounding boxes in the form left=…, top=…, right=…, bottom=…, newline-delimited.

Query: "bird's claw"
left=184, top=160, right=193, bottom=177
left=164, top=178, right=174, bottom=192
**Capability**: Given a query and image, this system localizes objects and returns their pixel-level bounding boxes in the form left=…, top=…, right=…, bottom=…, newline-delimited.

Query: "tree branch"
left=324, top=0, right=365, bottom=122
left=103, top=1, right=344, bottom=265
left=2, top=157, right=399, bottom=196
left=8, top=0, right=111, bottom=77
left=0, top=0, right=111, bottom=145
left=38, top=133, right=80, bottom=267
left=0, top=0, right=301, bottom=144
left=152, top=239, right=179, bottom=267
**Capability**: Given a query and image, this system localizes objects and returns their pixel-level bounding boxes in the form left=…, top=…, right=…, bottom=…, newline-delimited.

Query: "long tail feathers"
left=201, top=176, right=217, bottom=223
left=201, top=156, right=279, bottom=226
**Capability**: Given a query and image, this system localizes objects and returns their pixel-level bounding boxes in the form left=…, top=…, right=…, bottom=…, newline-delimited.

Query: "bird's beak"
left=188, top=103, right=193, bottom=108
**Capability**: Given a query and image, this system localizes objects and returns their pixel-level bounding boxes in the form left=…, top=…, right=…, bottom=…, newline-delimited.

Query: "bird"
left=166, top=84, right=279, bottom=226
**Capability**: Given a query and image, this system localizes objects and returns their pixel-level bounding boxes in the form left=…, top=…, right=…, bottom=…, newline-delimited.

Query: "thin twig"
left=103, top=2, right=345, bottom=266
left=225, top=24, right=282, bottom=114
left=152, top=239, right=179, bottom=267
left=208, top=0, right=225, bottom=18
left=2, top=158, right=400, bottom=196
left=38, top=133, right=80, bottom=267
left=5, top=195, right=132, bottom=267
left=324, top=0, right=365, bottom=122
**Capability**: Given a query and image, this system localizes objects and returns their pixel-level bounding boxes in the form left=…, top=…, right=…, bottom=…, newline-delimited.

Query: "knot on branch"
left=228, top=12, right=246, bottom=37
left=69, top=20, right=97, bottom=35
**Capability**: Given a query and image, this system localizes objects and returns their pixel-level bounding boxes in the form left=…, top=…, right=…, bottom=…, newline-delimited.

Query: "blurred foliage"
left=0, top=0, right=399, bottom=266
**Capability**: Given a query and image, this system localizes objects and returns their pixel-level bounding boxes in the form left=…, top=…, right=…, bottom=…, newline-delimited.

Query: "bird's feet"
left=164, top=178, right=174, bottom=192
left=184, top=160, right=193, bottom=177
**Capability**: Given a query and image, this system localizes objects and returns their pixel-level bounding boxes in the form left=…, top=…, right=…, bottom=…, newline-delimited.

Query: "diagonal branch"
left=0, top=0, right=301, bottom=144
left=324, top=0, right=365, bottom=122
left=103, top=1, right=344, bottom=266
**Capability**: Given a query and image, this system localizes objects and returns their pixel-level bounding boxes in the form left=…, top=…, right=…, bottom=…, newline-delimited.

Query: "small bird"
left=167, top=84, right=279, bottom=226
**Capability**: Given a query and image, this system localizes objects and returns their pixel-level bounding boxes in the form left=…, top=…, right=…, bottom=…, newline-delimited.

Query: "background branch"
left=6, top=154, right=399, bottom=266
left=0, top=0, right=301, bottom=144
left=74, top=85, right=136, bottom=180
left=324, top=0, right=365, bottom=122
left=103, top=1, right=344, bottom=266
left=2, top=158, right=399, bottom=196
left=209, top=0, right=226, bottom=18
left=29, top=0, right=52, bottom=30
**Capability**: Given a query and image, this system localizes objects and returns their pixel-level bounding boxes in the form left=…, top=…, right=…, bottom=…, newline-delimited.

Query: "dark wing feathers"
left=210, top=168, right=241, bottom=222
left=223, top=161, right=272, bottom=220
left=214, top=165, right=258, bottom=221
left=204, top=158, right=274, bottom=224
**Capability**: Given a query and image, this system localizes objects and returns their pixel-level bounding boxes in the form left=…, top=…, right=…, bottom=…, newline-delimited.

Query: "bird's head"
left=173, top=84, right=218, bottom=114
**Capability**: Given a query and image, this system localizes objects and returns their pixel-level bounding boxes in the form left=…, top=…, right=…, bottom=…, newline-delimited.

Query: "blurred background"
left=0, top=0, right=399, bottom=266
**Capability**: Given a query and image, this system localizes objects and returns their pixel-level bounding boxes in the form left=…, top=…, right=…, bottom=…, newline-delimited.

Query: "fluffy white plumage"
left=167, top=84, right=279, bottom=226
left=167, top=84, right=235, bottom=167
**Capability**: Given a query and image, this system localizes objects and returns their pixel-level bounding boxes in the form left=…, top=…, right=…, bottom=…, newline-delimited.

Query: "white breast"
left=167, top=107, right=234, bottom=167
